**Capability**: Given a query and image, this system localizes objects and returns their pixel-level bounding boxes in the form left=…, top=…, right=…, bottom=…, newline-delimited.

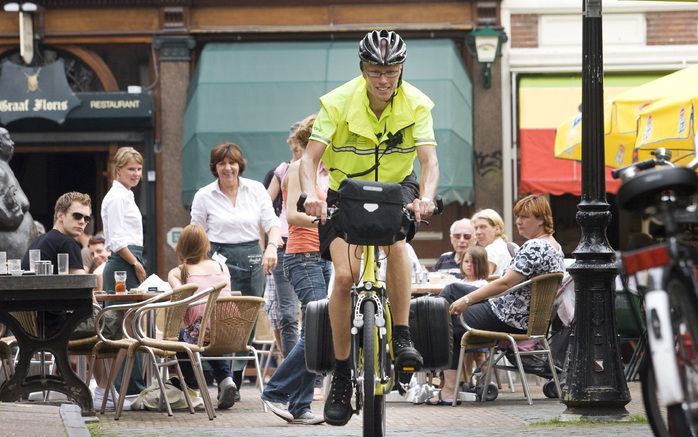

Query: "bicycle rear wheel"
left=361, top=300, right=378, bottom=437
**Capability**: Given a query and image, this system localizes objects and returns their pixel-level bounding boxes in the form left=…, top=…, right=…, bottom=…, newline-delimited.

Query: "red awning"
left=519, top=129, right=621, bottom=196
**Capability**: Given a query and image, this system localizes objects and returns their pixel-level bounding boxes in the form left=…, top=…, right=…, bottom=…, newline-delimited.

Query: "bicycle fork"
left=645, top=266, right=685, bottom=407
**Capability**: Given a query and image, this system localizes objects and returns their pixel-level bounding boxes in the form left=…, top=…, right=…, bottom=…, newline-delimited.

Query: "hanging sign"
left=0, top=59, right=81, bottom=125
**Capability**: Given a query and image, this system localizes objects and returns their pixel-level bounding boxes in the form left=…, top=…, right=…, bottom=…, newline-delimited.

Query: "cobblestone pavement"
left=89, top=381, right=654, bottom=437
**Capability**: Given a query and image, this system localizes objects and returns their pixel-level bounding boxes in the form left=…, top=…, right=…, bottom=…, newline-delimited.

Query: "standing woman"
left=102, top=146, right=146, bottom=292
left=190, top=142, right=281, bottom=391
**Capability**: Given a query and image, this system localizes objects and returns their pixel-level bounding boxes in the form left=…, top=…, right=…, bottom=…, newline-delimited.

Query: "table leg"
left=0, top=308, right=95, bottom=415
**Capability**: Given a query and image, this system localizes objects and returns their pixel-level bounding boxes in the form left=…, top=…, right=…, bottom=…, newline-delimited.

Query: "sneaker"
left=392, top=332, right=423, bottom=373
left=93, top=386, right=131, bottom=411
left=217, top=380, right=237, bottom=410
left=292, top=411, right=325, bottom=425
left=323, top=372, right=353, bottom=426
left=262, top=399, right=293, bottom=422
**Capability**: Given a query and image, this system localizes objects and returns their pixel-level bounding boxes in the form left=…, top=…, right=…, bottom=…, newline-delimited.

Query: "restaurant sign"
left=0, top=59, right=80, bottom=125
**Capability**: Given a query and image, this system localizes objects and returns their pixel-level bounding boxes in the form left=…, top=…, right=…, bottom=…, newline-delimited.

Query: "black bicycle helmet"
left=358, top=30, right=406, bottom=65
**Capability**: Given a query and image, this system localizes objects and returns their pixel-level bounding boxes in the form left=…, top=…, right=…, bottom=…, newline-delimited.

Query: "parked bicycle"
left=300, top=182, right=447, bottom=437
left=612, top=148, right=698, bottom=437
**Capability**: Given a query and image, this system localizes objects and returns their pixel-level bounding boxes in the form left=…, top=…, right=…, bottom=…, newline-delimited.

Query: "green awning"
left=182, top=39, right=473, bottom=207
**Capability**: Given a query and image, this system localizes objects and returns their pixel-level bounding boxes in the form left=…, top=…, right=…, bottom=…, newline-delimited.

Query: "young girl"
left=167, top=223, right=237, bottom=410
left=460, top=246, right=489, bottom=288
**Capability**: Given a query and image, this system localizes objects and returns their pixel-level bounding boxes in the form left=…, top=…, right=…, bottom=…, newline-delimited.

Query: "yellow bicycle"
left=301, top=184, right=442, bottom=437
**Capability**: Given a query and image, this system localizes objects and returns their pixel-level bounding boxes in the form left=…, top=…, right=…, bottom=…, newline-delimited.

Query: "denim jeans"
left=272, top=247, right=299, bottom=356
left=262, top=252, right=332, bottom=418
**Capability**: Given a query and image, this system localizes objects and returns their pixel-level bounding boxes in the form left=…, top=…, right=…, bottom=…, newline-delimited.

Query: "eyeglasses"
left=71, top=212, right=91, bottom=223
left=451, top=233, right=472, bottom=240
left=364, top=69, right=401, bottom=79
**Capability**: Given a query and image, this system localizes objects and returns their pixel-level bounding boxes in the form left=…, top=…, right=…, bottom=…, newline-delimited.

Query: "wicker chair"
left=453, top=272, right=564, bottom=406
left=128, top=283, right=225, bottom=420
left=92, top=285, right=197, bottom=419
left=194, top=296, right=267, bottom=411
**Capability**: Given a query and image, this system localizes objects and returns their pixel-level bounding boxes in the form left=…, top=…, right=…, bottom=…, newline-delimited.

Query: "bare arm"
left=449, top=269, right=525, bottom=315
left=299, top=140, right=328, bottom=223
left=407, top=145, right=439, bottom=222
left=286, top=161, right=318, bottom=227
left=267, top=176, right=281, bottom=202
left=167, top=267, right=183, bottom=289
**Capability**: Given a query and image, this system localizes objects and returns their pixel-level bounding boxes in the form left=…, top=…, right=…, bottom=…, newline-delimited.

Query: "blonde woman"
left=167, top=224, right=236, bottom=409
left=472, top=208, right=511, bottom=277
left=101, top=147, right=145, bottom=293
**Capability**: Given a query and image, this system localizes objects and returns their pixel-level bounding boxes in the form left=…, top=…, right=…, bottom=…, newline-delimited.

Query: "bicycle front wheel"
left=361, top=300, right=377, bottom=437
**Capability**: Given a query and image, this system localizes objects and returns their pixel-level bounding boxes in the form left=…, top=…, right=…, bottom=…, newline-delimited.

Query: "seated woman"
left=427, top=245, right=490, bottom=404
left=431, top=195, right=565, bottom=405
left=167, top=223, right=237, bottom=410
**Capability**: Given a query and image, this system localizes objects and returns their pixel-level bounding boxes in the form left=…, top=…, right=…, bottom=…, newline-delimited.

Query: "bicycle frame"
left=350, top=245, right=394, bottom=402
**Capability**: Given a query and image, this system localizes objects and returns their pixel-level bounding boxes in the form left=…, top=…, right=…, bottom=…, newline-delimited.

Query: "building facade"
left=0, top=0, right=511, bottom=273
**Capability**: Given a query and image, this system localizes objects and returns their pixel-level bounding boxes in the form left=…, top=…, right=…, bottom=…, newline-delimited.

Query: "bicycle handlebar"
left=611, top=159, right=656, bottom=180
left=297, top=192, right=444, bottom=222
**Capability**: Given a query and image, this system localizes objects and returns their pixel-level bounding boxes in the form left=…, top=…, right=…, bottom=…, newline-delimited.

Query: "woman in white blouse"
left=101, top=146, right=146, bottom=292
left=190, top=142, right=281, bottom=393
left=472, top=208, right=512, bottom=277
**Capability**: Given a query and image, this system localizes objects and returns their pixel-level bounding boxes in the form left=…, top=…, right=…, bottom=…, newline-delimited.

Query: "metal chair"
left=453, top=272, right=564, bottom=405
left=252, top=307, right=283, bottom=377
left=193, top=295, right=267, bottom=411
left=129, top=283, right=224, bottom=420
left=92, top=285, right=197, bottom=419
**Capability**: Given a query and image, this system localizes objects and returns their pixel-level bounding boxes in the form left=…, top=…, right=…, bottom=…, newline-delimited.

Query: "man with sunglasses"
left=22, top=191, right=91, bottom=275
left=433, top=218, right=476, bottom=277
left=300, top=30, right=439, bottom=426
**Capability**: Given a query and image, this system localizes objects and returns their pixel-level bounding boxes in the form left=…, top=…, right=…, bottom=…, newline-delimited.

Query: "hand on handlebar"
left=406, top=198, right=434, bottom=224
left=297, top=192, right=328, bottom=224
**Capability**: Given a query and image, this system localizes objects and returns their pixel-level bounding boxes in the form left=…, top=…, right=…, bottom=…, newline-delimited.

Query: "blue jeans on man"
left=262, top=252, right=332, bottom=418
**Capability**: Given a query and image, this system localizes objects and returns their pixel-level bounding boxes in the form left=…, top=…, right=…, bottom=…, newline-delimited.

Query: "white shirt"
left=486, top=237, right=512, bottom=277
left=101, top=180, right=143, bottom=252
left=190, top=177, right=280, bottom=244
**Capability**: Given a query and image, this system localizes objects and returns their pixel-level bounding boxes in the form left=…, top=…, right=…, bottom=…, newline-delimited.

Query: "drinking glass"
left=57, top=253, right=69, bottom=275
left=28, top=249, right=41, bottom=273
left=114, top=271, right=127, bottom=293
left=7, top=259, right=22, bottom=276
left=0, top=251, right=6, bottom=275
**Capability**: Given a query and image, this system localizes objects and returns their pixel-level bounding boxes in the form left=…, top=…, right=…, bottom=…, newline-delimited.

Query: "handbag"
left=335, top=178, right=406, bottom=246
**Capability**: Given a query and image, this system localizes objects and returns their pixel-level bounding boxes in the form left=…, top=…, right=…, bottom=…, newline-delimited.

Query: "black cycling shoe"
left=392, top=333, right=423, bottom=373
left=323, top=372, right=353, bottom=426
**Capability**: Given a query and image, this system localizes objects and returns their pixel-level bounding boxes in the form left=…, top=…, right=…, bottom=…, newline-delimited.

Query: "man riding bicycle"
left=299, top=29, right=440, bottom=426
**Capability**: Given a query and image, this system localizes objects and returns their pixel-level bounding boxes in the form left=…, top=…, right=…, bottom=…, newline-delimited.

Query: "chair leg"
left=173, top=361, right=195, bottom=414
left=452, top=347, right=466, bottom=407
left=508, top=340, right=532, bottom=405
left=480, top=346, right=497, bottom=403
left=189, top=351, right=215, bottom=420
left=103, top=350, right=125, bottom=415
left=543, top=338, right=562, bottom=398
left=146, top=351, right=174, bottom=417
left=250, top=351, right=268, bottom=412
left=115, top=352, right=136, bottom=420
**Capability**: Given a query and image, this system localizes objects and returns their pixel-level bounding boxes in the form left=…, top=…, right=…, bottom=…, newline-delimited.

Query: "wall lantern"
left=466, top=26, right=508, bottom=89
left=3, top=2, right=39, bottom=65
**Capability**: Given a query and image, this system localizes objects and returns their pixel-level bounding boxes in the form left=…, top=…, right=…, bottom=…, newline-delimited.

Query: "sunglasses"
left=451, top=233, right=472, bottom=240
left=71, top=212, right=92, bottom=223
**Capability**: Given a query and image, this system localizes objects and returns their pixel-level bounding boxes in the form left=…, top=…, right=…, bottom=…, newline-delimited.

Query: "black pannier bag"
left=409, top=295, right=453, bottom=369
left=304, top=298, right=335, bottom=373
left=335, top=178, right=406, bottom=246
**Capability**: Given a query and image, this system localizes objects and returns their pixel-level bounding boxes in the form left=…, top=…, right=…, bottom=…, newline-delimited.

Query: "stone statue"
left=0, top=128, right=37, bottom=258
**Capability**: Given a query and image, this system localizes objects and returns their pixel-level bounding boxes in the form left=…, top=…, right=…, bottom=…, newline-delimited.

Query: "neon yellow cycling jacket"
left=310, top=76, right=436, bottom=191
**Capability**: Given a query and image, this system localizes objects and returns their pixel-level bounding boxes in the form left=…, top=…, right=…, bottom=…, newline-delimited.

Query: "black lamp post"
left=562, top=0, right=630, bottom=416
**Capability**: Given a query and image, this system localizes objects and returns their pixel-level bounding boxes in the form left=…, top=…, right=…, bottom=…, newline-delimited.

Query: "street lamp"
left=3, top=2, right=38, bottom=65
left=466, top=26, right=508, bottom=89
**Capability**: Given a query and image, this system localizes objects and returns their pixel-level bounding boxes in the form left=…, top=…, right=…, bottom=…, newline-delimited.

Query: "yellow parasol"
left=554, top=64, right=698, bottom=168
left=635, top=95, right=697, bottom=165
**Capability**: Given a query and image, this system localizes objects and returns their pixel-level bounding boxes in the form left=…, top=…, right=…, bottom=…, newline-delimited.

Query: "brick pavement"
left=0, top=380, right=655, bottom=436
left=86, top=381, right=654, bottom=437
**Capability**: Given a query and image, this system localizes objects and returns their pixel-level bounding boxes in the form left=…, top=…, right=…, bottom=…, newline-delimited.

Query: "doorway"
left=9, top=148, right=110, bottom=234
